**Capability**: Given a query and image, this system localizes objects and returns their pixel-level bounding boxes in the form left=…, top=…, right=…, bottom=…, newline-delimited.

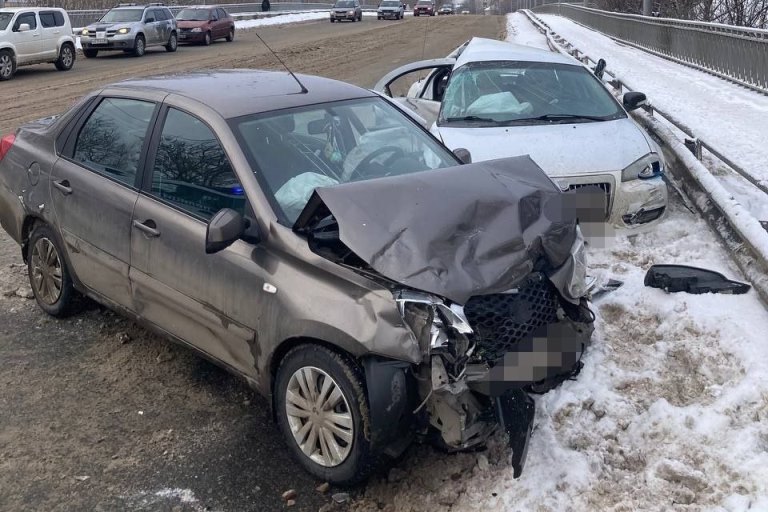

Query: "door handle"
left=53, top=179, right=72, bottom=195
left=132, top=219, right=161, bottom=237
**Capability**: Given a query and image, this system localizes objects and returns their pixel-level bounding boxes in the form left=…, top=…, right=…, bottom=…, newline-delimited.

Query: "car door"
left=129, top=105, right=265, bottom=379
left=10, top=12, right=42, bottom=64
left=38, top=10, right=62, bottom=61
left=217, top=8, right=230, bottom=38
left=50, top=93, right=161, bottom=308
left=373, top=58, right=456, bottom=125
left=143, top=9, right=159, bottom=45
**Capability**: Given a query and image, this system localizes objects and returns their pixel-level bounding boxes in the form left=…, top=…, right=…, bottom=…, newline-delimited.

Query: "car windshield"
left=176, top=8, right=210, bottom=21
left=100, top=8, right=144, bottom=23
left=438, top=61, right=626, bottom=127
left=334, top=1, right=355, bottom=7
left=232, top=97, right=459, bottom=224
left=381, top=1, right=400, bottom=6
left=0, top=12, right=13, bottom=31
left=417, top=1, right=432, bottom=5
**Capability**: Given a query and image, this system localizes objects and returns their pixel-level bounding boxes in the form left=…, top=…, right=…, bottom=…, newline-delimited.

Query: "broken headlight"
left=621, top=153, right=663, bottom=182
left=395, top=290, right=473, bottom=357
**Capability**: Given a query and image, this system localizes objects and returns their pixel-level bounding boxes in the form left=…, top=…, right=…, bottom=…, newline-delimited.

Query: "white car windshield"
left=100, top=8, right=144, bottom=23
left=232, top=97, right=459, bottom=224
left=438, top=61, right=625, bottom=127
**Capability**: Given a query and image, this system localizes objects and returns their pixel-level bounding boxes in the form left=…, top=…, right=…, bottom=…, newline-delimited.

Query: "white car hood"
left=434, top=118, right=653, bottom=176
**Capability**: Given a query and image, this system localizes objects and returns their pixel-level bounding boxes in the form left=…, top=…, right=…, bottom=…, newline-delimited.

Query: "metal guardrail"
left=530, top=3, right=768, bottom=94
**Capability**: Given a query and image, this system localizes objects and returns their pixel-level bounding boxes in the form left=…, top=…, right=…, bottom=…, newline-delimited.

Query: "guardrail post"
left=684, top=138, right=703, bottom=160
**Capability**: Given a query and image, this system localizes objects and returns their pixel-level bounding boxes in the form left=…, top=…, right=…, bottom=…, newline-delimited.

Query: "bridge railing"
left=530, top=2, right=768, bottom=94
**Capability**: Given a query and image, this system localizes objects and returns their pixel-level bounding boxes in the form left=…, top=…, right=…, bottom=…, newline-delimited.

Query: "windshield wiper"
left=443, top=115, right=504, bottom=124
left=518, top=113, right=609, bottom=123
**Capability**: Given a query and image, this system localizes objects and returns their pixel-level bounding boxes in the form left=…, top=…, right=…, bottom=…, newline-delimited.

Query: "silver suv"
left=79, top=3, right=177, bottom=58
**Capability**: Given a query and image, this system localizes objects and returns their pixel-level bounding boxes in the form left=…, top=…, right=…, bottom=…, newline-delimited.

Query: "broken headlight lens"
left=395, top=290, right=472, bottom=355
left=621, top=153, right=663, bottom=182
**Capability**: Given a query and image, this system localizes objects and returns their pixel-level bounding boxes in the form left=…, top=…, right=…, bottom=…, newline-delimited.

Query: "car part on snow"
left=495, top=389, right=535, bottom=478
left=590, top=278, right=625, bottom=301
left=644, top=265, right=750, bottom=295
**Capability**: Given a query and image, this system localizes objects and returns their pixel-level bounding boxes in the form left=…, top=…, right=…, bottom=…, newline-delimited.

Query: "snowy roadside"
left=350, top=13, right=768, bottom=512
left=535, top=13, right=768, bottom=223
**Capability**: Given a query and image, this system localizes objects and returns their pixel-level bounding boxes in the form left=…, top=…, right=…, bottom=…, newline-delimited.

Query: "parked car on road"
left=437, top=4, right=454, bottom=14
left=0, top=69, right=594, bottom=484
left=176, top=6, right=234, bottom=45
left=79, top=3, right=177, bottom=58
left=413, top=0, right=435, bottom=15
left=375, top=37, right=669, bottom=231
left=377, top=0, right=404, bottom=19
left=330, top=0, right=362, bottom=22
left=0, top=7, right=75, bottom=81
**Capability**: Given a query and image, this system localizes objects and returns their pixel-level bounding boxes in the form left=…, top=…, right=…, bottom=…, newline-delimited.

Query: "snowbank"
left=235, top=12, right=329, bottom=29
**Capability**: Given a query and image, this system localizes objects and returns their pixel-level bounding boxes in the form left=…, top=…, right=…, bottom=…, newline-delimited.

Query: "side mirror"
left=206, top=208, right=245, bottom=254
left=18, top=23, right=31, bottom=32
left=453, top=148, right=472, bottom=164
left=623, top=91, right=647, bottom=111
left=307, top=118, right=326, bottom=135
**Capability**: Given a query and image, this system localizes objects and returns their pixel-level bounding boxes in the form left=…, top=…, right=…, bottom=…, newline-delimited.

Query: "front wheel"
left=54, top=43, right=75, bottom=71
left=226, top=27, right=234, bottom=42
left=274, top=345, right=376, bottom=484
left=27, top=223, right=77, bottom=317
left=165, top=32, right=178, bottom=52
left=83, top=49, right=98, bottom=58
left=133, top=35, right=146, bottom=57
left=203, top=31, right=211, bottom=46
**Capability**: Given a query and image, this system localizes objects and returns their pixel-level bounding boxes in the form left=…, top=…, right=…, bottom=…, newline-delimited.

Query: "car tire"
left=165, top=32, right=178, bottom=52
left=82, top=49, right=98, bottom=58
left=0, top=49, right=15, bottom=81
left=27, top=223, right=77, bottom=318
left=226, top=27, right=234, bottom=42
left=54, top=43, right=75, bottom=71
left=133, top=35, right=146, bottom=57
left=274, top=344, right=376, bottom=485
left=203, top=31, right=211, bottom=46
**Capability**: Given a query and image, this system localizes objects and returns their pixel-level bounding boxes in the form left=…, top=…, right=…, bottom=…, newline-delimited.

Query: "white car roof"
left=454, top=37, right=578, bottom=69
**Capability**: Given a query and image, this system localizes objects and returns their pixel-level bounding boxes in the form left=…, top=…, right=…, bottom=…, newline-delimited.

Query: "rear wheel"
left=274, top=345, right=376, bottom=485
left=0, top=49, right=15, bottom=80
left=165, top=32, right=178, bottom=52
left=83, top=48, right=98, bottom=58
left=27, top=224, right=77, bottom=317
left=203, top=31, right=211, bottom=46
left=133, top=34, right=146, bottom=57
left=54, top=43, right=75, bottom=71
left=226, top=27, right=234, bottom=42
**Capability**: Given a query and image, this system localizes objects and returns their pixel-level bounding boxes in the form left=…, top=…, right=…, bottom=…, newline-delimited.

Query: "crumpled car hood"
left=294, top=156, right=580, bottom=305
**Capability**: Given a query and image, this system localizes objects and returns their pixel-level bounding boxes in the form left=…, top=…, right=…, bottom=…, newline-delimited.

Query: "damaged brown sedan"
left=0, top=70, right=594, bottom=484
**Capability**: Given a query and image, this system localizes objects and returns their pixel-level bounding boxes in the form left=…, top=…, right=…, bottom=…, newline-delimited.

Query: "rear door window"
left=150, top=108, right=245, bottom=220
left=217, top=8, right=228, bottom=18
left=73, top=98, right=156, bottom=187
left=39, top=11, right=64, bottom=27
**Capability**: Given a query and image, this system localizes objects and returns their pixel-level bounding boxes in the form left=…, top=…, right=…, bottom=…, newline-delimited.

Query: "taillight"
left=0, top=134, right=15, bottom=162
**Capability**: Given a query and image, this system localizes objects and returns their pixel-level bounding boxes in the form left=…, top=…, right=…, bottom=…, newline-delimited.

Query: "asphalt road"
left=0, top=15, right=505, bottom=512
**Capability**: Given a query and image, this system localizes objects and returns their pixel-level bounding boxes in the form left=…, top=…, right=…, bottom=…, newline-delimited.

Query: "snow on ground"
left=350, top=15, right=768, bottom=512
left=235, top=11, right=329, bottom=29
left=535, top=13, right=768, bottom=222
left=505, top=11, right=549, bottom=49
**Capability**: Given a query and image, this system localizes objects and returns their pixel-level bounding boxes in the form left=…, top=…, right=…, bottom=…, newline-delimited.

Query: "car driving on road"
left=377, top=0, right=405, bottom=19
left=376, top=37, right=669, bottom=231
left=330, top=0, right=362, bottom=22
left=413, top=0, right=436, bottom=15
left=176, top=6, right=234, bottom=45
left=438, top=4, right=454, bottom=14
left=79, top=3, right=178, bottom=58
left=0, top=70, right=593, bottom=484
left=0, top=8, right=76, bottom=81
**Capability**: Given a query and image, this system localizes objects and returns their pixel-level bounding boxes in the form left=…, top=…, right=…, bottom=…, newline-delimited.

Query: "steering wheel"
left=345, top=146, right=406, bottom=181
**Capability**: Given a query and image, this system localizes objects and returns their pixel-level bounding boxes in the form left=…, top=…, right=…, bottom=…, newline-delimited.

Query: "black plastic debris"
left=644, top=264, right=750, bottom=295
left=590, top=279, right=624, bottom=300
left=495, top=389, right=535, bottom=478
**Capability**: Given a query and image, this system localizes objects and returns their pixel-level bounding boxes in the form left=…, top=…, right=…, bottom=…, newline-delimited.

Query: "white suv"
left=0, top=8, right=76, bottom=81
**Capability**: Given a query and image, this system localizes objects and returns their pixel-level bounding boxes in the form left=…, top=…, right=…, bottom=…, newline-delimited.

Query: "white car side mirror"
left=18, top=23, right=31, bottom=32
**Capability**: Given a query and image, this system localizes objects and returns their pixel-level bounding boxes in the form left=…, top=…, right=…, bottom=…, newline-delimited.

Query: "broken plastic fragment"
left=644, top=265, right=750, bottom=295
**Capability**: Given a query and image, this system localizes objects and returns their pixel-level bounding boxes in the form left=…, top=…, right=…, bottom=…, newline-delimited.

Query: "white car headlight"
left=191, top=27, right=202, bottom=32
left=621, top=153, right=663, bottom=182
left=396, top=290, right=472, bottom=355
left=117, top=27, right=130, bottom=34
left=348, top=10, right=355, bottom=14
left=81, top=28, right=89, bottom=35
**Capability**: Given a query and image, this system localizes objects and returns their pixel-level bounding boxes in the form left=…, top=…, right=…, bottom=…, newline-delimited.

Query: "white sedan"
left=374, top=37, right=669, bottom=231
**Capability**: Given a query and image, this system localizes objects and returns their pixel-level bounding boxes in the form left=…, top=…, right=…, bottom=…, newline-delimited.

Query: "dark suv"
left=414, top=0, right=435, bottom=15
left=79, top=2, right=177, bottom=58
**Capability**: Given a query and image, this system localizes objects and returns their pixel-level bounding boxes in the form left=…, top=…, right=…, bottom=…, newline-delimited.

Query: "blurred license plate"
left=179, top=34, right=187, bottom=39
left=94, top=38, right=107, bottom=44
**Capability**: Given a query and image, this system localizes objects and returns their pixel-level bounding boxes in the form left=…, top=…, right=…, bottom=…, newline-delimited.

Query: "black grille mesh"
left=464, top=276, right=559, bottom=362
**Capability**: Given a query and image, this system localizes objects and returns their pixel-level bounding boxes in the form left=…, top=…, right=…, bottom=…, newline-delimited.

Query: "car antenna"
left=253, top=30, right=308, bottom=94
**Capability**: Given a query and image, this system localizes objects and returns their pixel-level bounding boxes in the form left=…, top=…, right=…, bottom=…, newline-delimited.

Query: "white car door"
left=38, top=10, right=63, bottom=60
left=373, top=58, right=455, bottom=126
left=10, top=11, right=43, bottom=64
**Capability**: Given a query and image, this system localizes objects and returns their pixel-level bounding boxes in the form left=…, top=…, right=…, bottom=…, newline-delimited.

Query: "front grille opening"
left=567, top=182, right=611, bottom=220
left=464, top=274, right=559, bottom=362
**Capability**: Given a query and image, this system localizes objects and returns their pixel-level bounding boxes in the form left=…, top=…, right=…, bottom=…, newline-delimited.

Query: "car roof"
left=0, top=7, right=66, bottom=12
left=113, top=70, right=377, bottom=119
left=454, top=37, right=579, bottom=68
